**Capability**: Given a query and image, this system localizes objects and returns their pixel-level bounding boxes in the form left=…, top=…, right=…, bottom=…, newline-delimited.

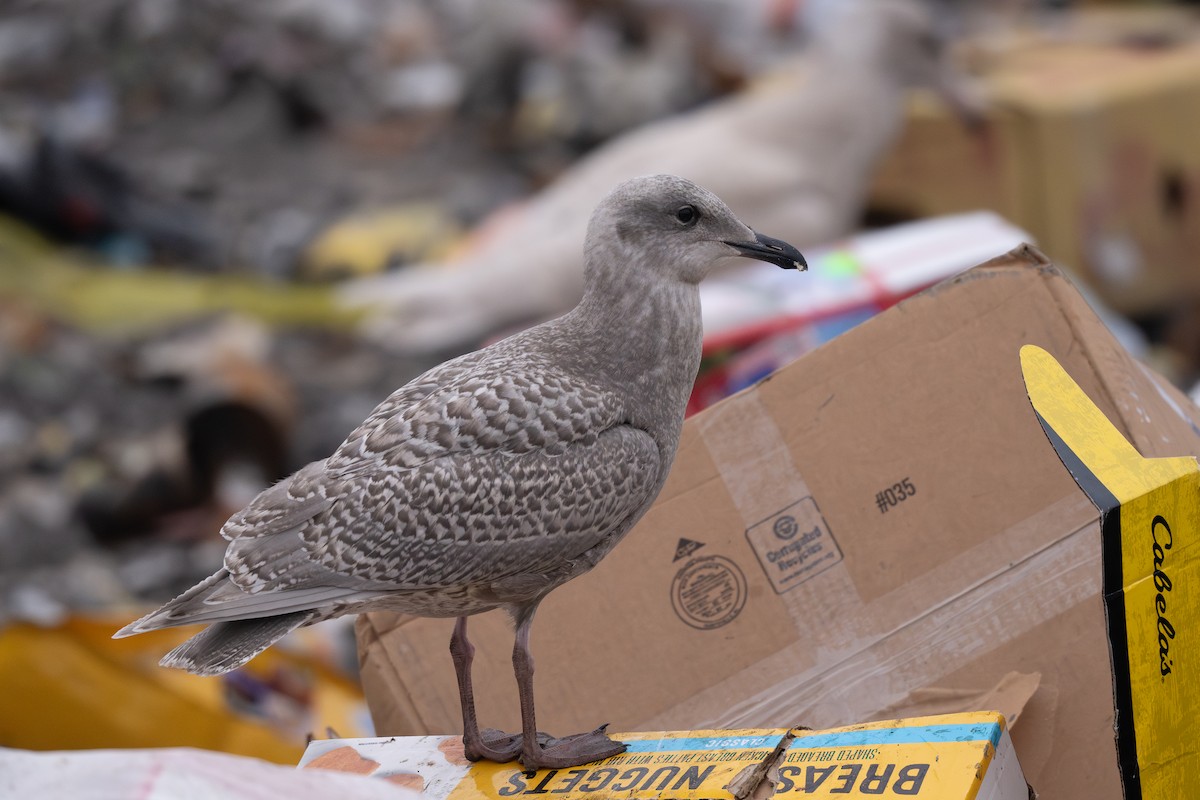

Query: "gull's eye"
left=675, top=205, right=699, bottom=226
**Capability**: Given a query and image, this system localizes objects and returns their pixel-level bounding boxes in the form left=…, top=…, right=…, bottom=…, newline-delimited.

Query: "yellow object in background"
left=0, top=217, right=360, bottom=334
left=301, top=204, right=464, bottom=281
left=0, top=615, right=370, bottom=764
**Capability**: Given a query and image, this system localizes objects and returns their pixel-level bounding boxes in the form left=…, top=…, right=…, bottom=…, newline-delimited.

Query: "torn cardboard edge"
left=300, top=711, right=1027, bottom=799
left=878, top=670, right=1041, bottom=728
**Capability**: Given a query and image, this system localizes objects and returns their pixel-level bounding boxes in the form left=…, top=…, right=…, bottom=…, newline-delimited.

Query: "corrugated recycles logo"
left=744, top=497, right=841, bottom=594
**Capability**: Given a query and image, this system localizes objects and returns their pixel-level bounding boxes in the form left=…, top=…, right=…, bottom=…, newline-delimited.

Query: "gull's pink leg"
left=511, top=604, right=626, bottom=773
left=450, top=615, right=522, bottom=762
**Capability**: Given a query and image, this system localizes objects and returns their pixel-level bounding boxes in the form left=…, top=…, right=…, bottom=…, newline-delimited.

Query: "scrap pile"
left=0, top=0, right=801, bottom=610
left=0, top=0, right=792, bottom=277
left=0, top=0, right=814, bottom=623
left=0, top=0, right=806, bottom=762
left=3, top=2, right=1200, bottom=798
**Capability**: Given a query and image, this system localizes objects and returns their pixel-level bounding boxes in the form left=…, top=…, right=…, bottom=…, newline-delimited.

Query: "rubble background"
left=0, top=0, right=793, bottom=276
left=4, top=0, right=1200, bottom=760
left=0, top=0, right=809, bottom=627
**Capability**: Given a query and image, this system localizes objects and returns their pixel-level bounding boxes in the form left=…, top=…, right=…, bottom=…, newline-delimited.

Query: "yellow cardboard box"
left=1023, top=345, right=1200, bottom=796
left=300, top=711, right=1027, bottom=799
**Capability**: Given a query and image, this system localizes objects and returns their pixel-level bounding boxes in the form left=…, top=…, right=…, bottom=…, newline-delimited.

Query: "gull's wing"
left=225, top=422, right=660, bottom=596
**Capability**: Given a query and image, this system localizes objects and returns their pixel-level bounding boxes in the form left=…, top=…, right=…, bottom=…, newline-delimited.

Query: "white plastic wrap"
left=0, top=746, right=422, bottom=800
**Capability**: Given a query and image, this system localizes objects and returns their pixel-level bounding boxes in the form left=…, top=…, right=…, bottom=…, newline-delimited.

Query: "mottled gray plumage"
left=116, top=174, right=805, bottom=770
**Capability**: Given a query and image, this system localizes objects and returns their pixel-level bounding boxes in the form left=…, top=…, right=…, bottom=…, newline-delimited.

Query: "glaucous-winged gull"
left=116, top=174, right=806, bottom=771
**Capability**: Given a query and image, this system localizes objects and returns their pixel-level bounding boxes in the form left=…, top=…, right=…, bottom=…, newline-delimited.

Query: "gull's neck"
left=557, top=258, right=704, bottom=442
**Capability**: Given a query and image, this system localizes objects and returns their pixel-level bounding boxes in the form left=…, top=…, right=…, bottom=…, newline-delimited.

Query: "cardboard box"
left=869, top=10, right=1200, bottom=317
left=357, top=246, right=1200, bottom=800
left=692, top=211, right=1031, bottom=412
left=300, top=712, right=1027, bottom=799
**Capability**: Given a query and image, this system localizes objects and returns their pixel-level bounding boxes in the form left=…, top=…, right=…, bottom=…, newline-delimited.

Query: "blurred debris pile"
left=0, top=0, right=813, bottom=632
left=0, top=0, right=801, bottom=277
left=867, top=3, right=1200, bottom=390
left=3, top=0, right=1200, bottom=667
left=0, top=132, right=219, bottom=267
left=341, top=0, right=989, bottom=353
left=0, top=295, right=425, bottom=628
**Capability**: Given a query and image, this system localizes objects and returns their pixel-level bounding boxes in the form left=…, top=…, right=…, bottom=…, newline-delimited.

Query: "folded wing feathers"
left=114, top=567, right=376, bottom=635
left=158, top=611, right=316, bottom=676
left=113, top=569, right=231, bottom=637
left=221, top=464, right=337, bottom=541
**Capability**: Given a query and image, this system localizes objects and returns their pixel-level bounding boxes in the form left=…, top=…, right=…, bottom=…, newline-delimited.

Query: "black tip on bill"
left=723, top=231, right=807, bottom=271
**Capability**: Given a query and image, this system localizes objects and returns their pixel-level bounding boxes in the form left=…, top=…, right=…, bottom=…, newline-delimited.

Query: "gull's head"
left=584, top=174, right=807, bottom=287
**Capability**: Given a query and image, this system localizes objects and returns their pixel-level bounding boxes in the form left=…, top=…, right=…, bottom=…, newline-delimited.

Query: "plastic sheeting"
left=0, top=746, right=421, bottom=799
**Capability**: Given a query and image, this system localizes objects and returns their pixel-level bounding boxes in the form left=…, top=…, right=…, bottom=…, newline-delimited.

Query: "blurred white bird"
left=342, top=0, right=984, bottom=353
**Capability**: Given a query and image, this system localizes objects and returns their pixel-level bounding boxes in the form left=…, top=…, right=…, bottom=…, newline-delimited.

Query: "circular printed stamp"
left=671, top=555, right=748, bottom=630
left=773, top=514, right=799, bottom=540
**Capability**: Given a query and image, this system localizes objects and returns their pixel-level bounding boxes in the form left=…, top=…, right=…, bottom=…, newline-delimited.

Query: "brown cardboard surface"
left=357, top=246, right=1200, bottom=800
left=869, top=13, right=1200, bottom=316
left=877, top=671, right=1042, bottom=729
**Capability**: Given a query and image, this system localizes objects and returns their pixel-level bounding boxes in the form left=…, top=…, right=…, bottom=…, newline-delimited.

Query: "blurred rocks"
left=0, top=303, right=427, bottom=624
left=0, top=0, right=798, bottom=278
left=0, top=0, right=962, bottom=624
left=343, top=0, right=981, bottom=353
left=0, top=132, right=219, bottom=267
